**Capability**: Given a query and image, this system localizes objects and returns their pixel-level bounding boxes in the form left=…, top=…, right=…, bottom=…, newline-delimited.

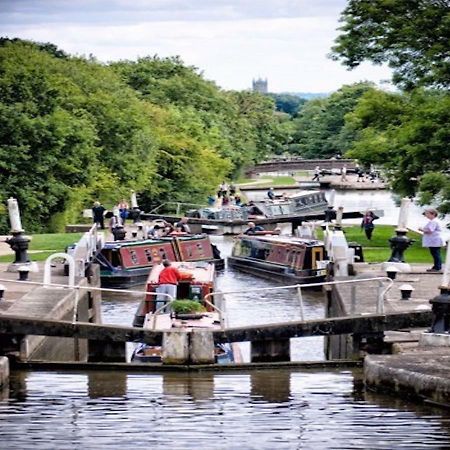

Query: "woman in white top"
left=419, top=208, right=443, bottom=272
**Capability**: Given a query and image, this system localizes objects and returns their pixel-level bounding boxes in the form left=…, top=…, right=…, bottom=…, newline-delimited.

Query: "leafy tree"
left=345, top=88, right=450, bottom=211
left=290, top=82, right=375, bottom=158
left=268, top=93, right=307, bottom=117
left=331, top=0, right=450, bottom=90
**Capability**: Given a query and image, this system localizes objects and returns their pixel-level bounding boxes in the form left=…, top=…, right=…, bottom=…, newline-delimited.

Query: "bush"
left=171, top=299, right=205, bottom=314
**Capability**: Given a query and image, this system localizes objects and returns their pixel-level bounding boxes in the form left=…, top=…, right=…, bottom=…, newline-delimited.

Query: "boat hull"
left=228, top=256, right=326, bottom=285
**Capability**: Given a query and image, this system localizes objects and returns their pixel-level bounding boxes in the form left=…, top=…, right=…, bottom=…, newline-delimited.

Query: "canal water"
left=1, top=189, right=450, bottom=447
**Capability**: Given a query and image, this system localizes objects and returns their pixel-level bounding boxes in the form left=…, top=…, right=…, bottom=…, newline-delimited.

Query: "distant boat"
left=186, top=191, right=328, bottom=221
left=228, top=234, right=328, bottom=285
left=95, top=234, right=223, bottom=289
left=132, top=261, right=241, bottom=364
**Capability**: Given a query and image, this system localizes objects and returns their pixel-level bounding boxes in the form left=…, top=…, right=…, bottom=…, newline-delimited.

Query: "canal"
left=1, top=189, right=450, bottom=447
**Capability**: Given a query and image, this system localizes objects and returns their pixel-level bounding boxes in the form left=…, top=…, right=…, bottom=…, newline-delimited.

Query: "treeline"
left=0, top=39, right=285, bottom=232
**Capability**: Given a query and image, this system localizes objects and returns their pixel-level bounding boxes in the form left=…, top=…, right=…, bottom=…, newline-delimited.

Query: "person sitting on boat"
left=155, top=260, right=183, bottom=310
left=174, top=217, right=191, bottom=233
left=244, top=222, right=265, bottom=235
left=267, top=188, right=275, bottom=200
left=234, top=194, right=242, bottom=206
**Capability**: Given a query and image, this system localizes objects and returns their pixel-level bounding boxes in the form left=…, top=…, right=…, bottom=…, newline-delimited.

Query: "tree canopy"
left=331, top=0, right=450, bottom=90
left=0, top=39, right=285, bottom=232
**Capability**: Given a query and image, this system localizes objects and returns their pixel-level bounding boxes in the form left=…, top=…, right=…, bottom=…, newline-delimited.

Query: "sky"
left=0, top=0, right=393, bottom=93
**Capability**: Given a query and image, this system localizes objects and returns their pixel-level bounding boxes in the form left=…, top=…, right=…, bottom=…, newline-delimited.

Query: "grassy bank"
left=236, top=175, right=297, bottom=186
left=318, top=225, right=446, bottom=264
left=0, top=232, right=83, bottom=263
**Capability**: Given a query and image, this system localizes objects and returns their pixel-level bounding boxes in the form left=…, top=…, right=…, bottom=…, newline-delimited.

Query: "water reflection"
left=3, top=369, right=450, bottom=448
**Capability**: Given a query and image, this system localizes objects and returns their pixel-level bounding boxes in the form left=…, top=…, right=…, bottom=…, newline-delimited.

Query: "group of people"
left=210, top=181, right=241, bottom=207
left=147, top=217, right=191, bottom=239
left=92, top=199, right=130, bottom=231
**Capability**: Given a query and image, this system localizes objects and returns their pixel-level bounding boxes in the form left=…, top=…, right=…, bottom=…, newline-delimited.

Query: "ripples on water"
left=2, top=370, right=450, bottom=449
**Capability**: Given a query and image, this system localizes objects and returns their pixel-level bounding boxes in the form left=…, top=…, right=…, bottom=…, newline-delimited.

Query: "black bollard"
left=6, top=232, right=30, bottom=265
left=18, top=266, right=30, bottom=281
left=388, top=229, right=414, bottom=263
left=429, top=288, right=450, bottom=333
left=112, top=226, right=126, bottom=241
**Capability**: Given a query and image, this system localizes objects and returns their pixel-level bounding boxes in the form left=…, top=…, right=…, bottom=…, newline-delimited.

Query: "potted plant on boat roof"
left=171, top=299, right=206, bottom=319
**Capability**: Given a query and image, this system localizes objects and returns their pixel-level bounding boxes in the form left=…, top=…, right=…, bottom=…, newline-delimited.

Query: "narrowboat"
left=95, top=234, right=223, bottom=289
left=132, top=262, right=240, bottom=364
left=186, top=191, right=328, bottom=221
left=247, top=191, right=328, bottom=219
left=228, top=234, right=328, bottom=284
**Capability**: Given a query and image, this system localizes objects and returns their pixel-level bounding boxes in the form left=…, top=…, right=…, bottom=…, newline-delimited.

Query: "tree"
left=331, top=0, right=450, bottom=90
left=290, top=83, right=374, bottom=158
left=345, top=88, right=450, bottom=211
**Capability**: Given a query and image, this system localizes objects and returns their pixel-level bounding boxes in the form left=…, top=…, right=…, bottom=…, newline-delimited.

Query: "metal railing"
left=0, top=274, right=393, bottom=334
left=204, top=276, right=394, bottom=321
left=148, top=202, right=207, bottom=215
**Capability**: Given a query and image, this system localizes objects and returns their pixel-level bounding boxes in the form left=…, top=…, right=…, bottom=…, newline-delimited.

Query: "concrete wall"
left=3, top=264, right=102, bottom=362
left=325, top=288, right=354, bottom=360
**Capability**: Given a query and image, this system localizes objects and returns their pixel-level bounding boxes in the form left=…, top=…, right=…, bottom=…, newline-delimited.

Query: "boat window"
left=159, top=248, right=167, bottom=260
left=129, top=250, right=138, bottom=265
left=144, top=249, right=152, bottom=263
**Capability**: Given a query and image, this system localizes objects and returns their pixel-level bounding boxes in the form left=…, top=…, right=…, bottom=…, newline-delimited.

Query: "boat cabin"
left=133, top=261, right=216, bottom=327
left=229, top=234, right=327, bottom=283
left=95, top=234, right=221, bottom=288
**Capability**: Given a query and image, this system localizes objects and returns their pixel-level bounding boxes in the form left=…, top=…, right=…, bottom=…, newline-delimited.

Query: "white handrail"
left=204, top=277, right=394, bottom=318
left=44, top=253, right=75, bottom=288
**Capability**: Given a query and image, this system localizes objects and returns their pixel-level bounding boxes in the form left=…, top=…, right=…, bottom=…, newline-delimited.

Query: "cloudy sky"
left=0, top=0, right=393, bottom=93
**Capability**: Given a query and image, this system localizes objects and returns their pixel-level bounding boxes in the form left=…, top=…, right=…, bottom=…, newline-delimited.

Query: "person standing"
left=92, top=201, right=106, bottom=229
left=155, top=260, right=182, bottom=310
left=312, top=166, right=321, bottom=181
left=267, top=187, right=275, bottom=200
left=361, top=210, right=379, bottom=240
left=419, top=208, right=443, bottom=272
left=117, top=199, right=129, bottom=225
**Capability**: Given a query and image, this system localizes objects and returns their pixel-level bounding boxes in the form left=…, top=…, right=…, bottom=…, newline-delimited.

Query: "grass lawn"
left=317, top=225, right=446, bottom=264
left=236, top=175, right=297, bottom=186
left=0, top=232, right=83, bottom=263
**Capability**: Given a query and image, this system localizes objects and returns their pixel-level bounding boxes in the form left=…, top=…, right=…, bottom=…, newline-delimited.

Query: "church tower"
left=252, top=78, right=268, bottom=94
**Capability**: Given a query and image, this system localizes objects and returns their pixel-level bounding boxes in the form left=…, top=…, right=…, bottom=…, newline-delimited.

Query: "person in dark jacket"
left=361, top=210, right=379, bottom=240
left=92, top=201, right=106, bottom=229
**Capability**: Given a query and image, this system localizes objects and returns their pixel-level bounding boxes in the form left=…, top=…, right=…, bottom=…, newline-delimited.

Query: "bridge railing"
left=148, top=202, right=207, bottom=216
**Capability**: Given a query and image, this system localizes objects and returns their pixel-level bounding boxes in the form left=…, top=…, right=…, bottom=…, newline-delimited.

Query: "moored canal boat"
left=95, top=234, right=223, bottom=289
left=228, top=234, right=328, bottom=284
left=132, top=261, right=240, bottom=364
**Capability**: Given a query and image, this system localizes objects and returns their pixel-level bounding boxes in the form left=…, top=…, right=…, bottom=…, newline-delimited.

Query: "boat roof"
left=241, top=234, right=324, bottom=246
left=147, top=261, right=215, bottom=285
left=103, top=235, right=208, bottom=249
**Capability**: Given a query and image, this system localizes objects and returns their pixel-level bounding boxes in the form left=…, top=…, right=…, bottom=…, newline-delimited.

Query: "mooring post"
left=6, top=197, right=31, bottom=273
left=388, top=197, right=413, bottom=263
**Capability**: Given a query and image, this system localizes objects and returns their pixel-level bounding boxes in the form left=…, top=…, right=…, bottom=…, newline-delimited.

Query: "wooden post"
left=251, top=339, right=290, bottom=363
